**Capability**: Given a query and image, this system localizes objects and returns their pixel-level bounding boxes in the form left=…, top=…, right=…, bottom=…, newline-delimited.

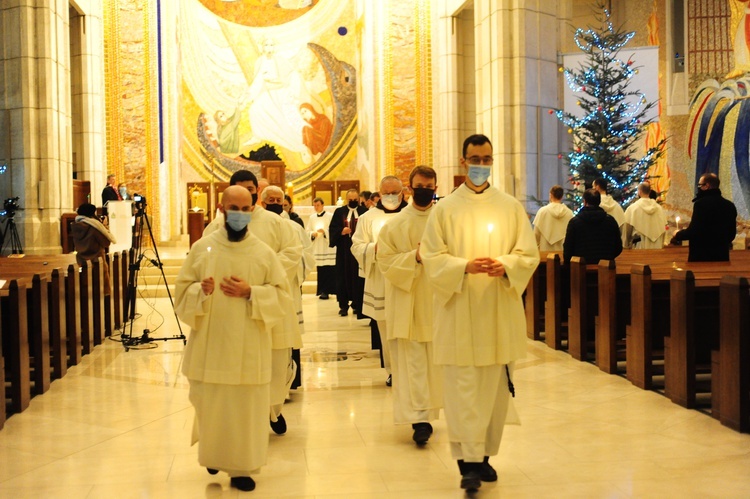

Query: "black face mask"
left=348, top=200, right=359, bottom=209
left=265, top=203, right=283, bottom=215
left=411, top=187, right=435, bottom=207
left=251, top=193, right=259, bottom=205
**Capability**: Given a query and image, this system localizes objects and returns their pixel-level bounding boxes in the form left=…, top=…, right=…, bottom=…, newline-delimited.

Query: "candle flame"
left=487, top=223, right=494, bottom=234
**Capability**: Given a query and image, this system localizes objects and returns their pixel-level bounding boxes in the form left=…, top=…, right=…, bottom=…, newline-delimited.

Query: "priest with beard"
left=329, top=188, right=367, bottom=317
left=203, top=170, right=302, bottom=435
left=351, top=175, right=409, bottom=386
left=176, top=185, right=291, bottom=492
left=376, top=166, right=443, bottom=447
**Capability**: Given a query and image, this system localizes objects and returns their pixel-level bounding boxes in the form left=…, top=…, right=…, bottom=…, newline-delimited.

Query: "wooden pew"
left=593, top=248, right=690, bottom=377
left=91, top=258, right=105, bottom=346
left=568, top=257, right=598, bottom=361
left=79, top=261, right=94, bottom=355
left=1, top=279, right=30, bottom=414
left=64, top=263, right=82, bottom=367
left=717, top=276, right=750, bottom=432
left=544, top=253, right=566, bottom=350
left=112, top=252, right=122, bottom=329
left=526, top=252, right=559, bottom=341
left=624, top=260, right=750, bottom=392
left=27, top=274, right=51, bottom=395
left=666, top=267, right=750, bottom=410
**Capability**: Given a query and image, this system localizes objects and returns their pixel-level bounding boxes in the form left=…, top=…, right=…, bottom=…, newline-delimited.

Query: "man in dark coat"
left=670, top=173, right=737, bottom=261
left=563, top=189, right=623, bottom=265
left=329, top=188, right=367, bottom=316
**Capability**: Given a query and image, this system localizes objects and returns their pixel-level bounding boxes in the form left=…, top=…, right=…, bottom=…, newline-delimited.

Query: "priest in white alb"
left=306, top=196, right=337, bottom=299
left=176, top=186, right=291, bottom=492
left=351, top=175, right=408, bottom=385
left=533, top=185, right=574, bottom=252
left=262, top=185, right=316, bottom=391
left=377, top=166, right=443, bottom=447
left=420, top=134, right=540, bottom=493
left=203, top=170, right=302, bottom=435
left=623, top=182, right=667, bottom=248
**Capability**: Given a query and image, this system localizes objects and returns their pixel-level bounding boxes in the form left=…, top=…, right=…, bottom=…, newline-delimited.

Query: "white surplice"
left=377, top=204, right=442, bottom=424
left=350, top=207, right=402, bottom=321
left=623, top=197, right=667, bottom=249
left=533, top=201, right=574, bottom=251
left=176, top=229, right=291, bottom=475
left=305, top=211, right=336, bottom=267
left=420, top=183, right=539, bottom=461
left=204, top=208, right=302, bottom=418
left=599, top=194, right=625, bottom=227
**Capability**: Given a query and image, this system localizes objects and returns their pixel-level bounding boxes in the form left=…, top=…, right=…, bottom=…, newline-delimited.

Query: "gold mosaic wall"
left=104, top=0, right=161, bottom=238
left=385, top=0, right=433, bottom=181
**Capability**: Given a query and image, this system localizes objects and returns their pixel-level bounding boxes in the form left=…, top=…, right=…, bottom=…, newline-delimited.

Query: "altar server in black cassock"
left=329, top=188, right=367, bottom=317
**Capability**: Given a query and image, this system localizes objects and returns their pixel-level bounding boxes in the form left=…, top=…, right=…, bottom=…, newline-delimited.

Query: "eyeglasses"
left=466, top=156, right=494, bottom=165
left=697, top=183, right=707, bottom=187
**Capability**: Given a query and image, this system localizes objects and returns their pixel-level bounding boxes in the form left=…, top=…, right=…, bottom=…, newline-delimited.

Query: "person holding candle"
left=352, top=176, right=409, bottom=386
left=670, top=172, right=737, bottom=261
left=622, top=182, right=667, bottom=249
left=420, top=134, right=539, bottom=492
left=306, top=197, right=336, bottom=299
left=329, top=188, right=367, bottom=317
left=377, top=165, right=442, bottom=446
left=176, top=185, right=292, bottom=492
left=532, top=185, right=574, bottom=252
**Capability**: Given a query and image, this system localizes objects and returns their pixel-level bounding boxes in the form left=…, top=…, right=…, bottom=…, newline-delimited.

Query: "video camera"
left=133, top=194, right=146, bottom=211
left=2, top=197, right=20, bottom=218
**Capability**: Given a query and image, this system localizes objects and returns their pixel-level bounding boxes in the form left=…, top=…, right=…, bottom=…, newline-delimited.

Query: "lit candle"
left=205, top=246, right=216, bottom=280
left=487, top=223, right=494, bottom=256
left=287, top=182, right=294, bottom=198
left=675, top=216, right=681, bottom=230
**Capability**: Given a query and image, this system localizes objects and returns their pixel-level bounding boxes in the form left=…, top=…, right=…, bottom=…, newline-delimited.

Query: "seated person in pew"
left=71, top=203, right=116, bottom=295
left=533, top=185, right=573, bottom=252
left=563, top=189, right=622, bottom=265
left=623, top=182, right=667, bottom=249
left=670, top=173, right=737, bottom=262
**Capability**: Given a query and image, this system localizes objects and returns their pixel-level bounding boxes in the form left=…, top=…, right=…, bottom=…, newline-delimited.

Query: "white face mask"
left=381, top=194, right=400, bottom=210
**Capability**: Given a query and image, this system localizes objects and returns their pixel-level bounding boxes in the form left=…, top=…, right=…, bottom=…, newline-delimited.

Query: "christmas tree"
left=553, top=1, right=665, bottom=207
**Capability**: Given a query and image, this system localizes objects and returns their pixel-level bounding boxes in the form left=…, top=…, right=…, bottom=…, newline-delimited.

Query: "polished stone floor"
left=1, top=288, right=749, bottom=497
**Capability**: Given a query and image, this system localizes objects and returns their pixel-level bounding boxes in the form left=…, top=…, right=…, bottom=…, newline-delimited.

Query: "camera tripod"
left=120, top=198, right=186, bottom=350
left=0, top=217, right=24, bottom=255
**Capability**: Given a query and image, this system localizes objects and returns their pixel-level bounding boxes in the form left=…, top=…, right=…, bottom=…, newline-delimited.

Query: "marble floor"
left=1, top=289, right=749, bottom=498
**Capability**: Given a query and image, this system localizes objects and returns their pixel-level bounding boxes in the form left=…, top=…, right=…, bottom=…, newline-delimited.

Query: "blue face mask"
left=467, top=165, right=491, bottom=187
left=225, top=210, right=252, bottom=231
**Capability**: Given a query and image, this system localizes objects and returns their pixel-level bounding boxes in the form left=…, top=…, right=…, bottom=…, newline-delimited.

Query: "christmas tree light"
left=553, top=1, right=665, bottom=208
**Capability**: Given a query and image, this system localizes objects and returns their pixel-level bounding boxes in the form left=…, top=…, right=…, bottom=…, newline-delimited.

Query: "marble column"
left=0, top=1, right=72, bottom=254
left=70, top=1, right=107, bottom=205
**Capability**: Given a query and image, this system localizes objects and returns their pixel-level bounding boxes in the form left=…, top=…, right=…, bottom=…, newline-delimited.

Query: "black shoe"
left=270, top=414, right=287, bottom=435
left=460, top=471, right=481, bottom=492
left=206, top=468, right=219, bottom=475
left=412, top=422, right=433, bottom=446
left=230, top=476, right=256, bottom=491
left=338, top=309, right=348, bottom=316
left=319, top=293, right=329, bottom=300
left=385, top=374, right=392, bottom=387
left=480, top=457, right=497, bottom=482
